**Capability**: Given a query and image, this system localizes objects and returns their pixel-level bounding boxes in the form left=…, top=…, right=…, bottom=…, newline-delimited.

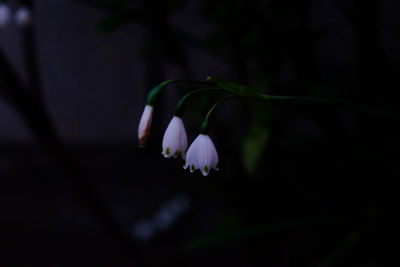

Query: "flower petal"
left=162, top=116, right=188, bottom=159
left=184, top=134, right=219, bottom=176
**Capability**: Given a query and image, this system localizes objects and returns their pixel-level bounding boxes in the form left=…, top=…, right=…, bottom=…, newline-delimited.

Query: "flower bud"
left=138, top=105, right=154, bottom=148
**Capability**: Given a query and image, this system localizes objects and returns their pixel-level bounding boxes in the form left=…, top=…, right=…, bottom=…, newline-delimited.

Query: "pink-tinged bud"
left=138, top=105, right=154, bottom=148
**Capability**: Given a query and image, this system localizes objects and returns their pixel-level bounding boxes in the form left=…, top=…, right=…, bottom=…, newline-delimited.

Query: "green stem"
left=159, top=78, right=211, bottom=87
left=206, top=77, right=397, bottom=120
left=251, top=92, right=397, bottom=121
left=174, top=87, right=223, bottom=117
left=147, top=78, right=212, bottom=106
left=152, top=77, right=397, bottom=121
left=201, top=96, right=239, bottom=134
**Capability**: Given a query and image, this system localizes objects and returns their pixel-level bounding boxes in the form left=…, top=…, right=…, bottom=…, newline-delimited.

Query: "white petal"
left=162, top=117, right=187, bottom=158
left=138, top=105, right=153, bottom=148
left=178, top=122, right=188, bottom=159
left=206, top=136, right=219, bottom=170
left=197, top=135, right=209, bottom=173
left=184, top=134, right=219, bottom=176
left=185, top=134, right=202, bottom=170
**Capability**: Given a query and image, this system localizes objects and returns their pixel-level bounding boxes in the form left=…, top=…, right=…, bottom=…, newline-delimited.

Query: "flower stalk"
left=200, top=96, right=239, bottom=134
left=139, top=79, right=211, bottom=147
left=174, top=87, right=222, bottom=117
left=139, top=76, right=397, bottom=175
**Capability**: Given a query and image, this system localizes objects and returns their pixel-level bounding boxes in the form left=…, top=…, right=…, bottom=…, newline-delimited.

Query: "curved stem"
left=251, top=92, right=397, bottom=121
left=147, top=78, right=212, bottom=106
left=160, top=78, right=211, bottom=87
left=153, top=78, right=397, bottom=121
left=201, top=96, right=240, bottom=134
left=174, top=87, right=223, bottom=117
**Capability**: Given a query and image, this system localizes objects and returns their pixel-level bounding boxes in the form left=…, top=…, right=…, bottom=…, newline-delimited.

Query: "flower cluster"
left=138, top=110, right=219, bottom=176
left=0, top=2, right=31, bottom=28
left=138, top=81, right=220, bottom=176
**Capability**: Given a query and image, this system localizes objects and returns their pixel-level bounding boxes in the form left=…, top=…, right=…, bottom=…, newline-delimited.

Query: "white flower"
left=162, top=116, right=188, bottom=159
left=138, top=105, right=153, bottom=148
left=0, top=3, right=11, bottom=27
left=15, top=6, right=31, bottom=27
left=184, top=134, right=219, bottom=176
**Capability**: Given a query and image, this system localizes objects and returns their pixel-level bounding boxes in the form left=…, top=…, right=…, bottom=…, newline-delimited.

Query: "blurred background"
left=1, top=0, right=399, bottom=266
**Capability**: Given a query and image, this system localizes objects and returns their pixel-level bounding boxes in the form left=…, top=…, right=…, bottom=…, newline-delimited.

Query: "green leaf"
left=184, top=217, right=340, bottom=251
left=316, top=232, right=359, bottom=267
left=242, top=124, right=270, bottom=175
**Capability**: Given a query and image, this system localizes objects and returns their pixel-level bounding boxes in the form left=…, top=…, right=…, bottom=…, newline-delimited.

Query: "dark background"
left=1, top=0, right=399, bottom=266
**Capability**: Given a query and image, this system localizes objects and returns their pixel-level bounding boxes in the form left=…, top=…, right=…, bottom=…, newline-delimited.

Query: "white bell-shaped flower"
left=138, top=105, right=154, bottom=148
left=0, top=3, right=11, bottom=27
left=162, top=116, right=187, bottom=159
left=184, top=134, right=219, bottom=176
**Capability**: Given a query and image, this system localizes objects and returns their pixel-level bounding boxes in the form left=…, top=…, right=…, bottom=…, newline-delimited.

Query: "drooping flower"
left=162, top=116, right=188, bottom=159
left=0, top=3, right=11, bottom=27
left=138, top=105, right=154, bottom=148
left=184, top=134, right=219, bottom=176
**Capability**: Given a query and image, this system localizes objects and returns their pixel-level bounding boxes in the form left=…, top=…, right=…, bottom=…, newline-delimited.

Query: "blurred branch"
left=0, top=4, right=148, bottom=264
left=316, top=232, right=359, bottom=267
left=0, top=45, right=147, bottom=264
left=317, top=204, right=380, bottom=267
left=21, top=1, right=43, bottom=100
left=185, top=217, right=344, bottom=251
